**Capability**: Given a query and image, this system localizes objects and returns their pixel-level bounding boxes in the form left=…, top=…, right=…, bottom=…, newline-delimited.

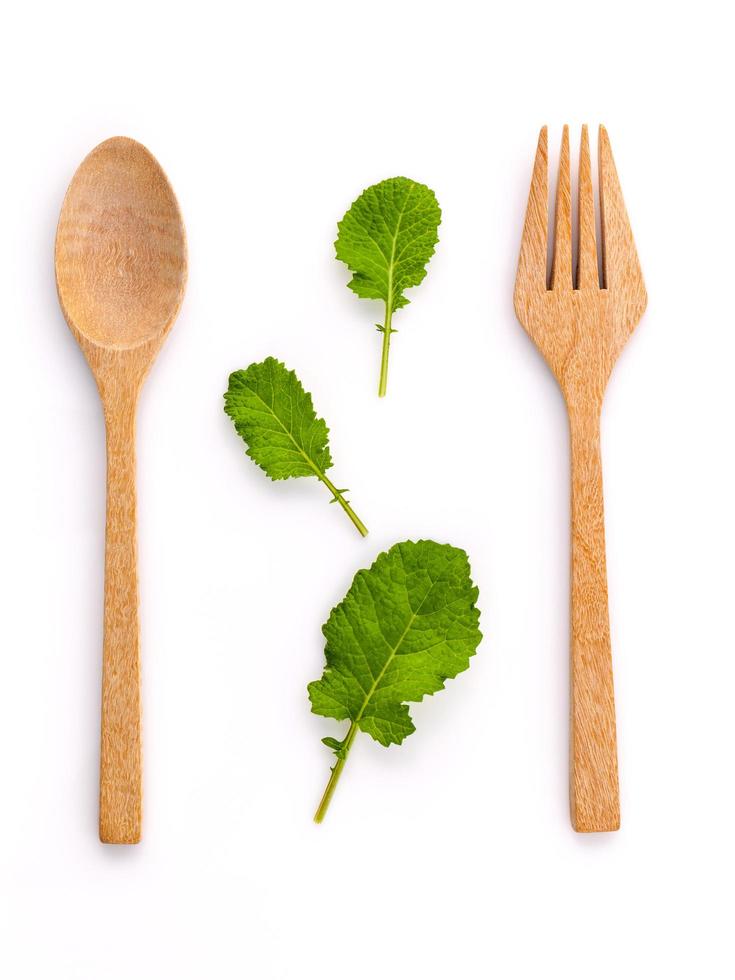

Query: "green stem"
left=313, top=722, right=359, bottom=823
left=318, top=472, right=368, bottom=537
left=378, top=302, right=393, bottom=398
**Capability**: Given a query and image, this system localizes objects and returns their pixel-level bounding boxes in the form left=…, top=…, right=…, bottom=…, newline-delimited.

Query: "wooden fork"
left=514, top=125, right=646, bottom=832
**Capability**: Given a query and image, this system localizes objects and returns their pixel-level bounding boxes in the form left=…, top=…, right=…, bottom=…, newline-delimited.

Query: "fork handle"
left=569, top=409, right=620, bottom=832
left=99, top=383, right=142, bottom=844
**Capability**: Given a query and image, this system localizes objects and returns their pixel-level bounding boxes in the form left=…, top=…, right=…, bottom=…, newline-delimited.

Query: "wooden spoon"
left=55, top=138, right=187, bottom=843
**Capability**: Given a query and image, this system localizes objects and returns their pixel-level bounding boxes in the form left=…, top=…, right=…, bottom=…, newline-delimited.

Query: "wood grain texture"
left=55, top=138, right=187, bottom=843
left=514, top=125, right=646, bottom=832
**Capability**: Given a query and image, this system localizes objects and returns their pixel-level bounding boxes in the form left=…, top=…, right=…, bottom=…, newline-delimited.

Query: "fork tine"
left=577, top=124, right=598, bottom=288
left=599, top=125, right=645, bottom=294
left=551, top=125, right=572, bottom=289
left=516, top=126, right=548, bottom=292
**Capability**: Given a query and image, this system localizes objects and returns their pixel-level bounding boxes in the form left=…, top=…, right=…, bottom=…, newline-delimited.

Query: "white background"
left=1, top=1, right=733, bottom=977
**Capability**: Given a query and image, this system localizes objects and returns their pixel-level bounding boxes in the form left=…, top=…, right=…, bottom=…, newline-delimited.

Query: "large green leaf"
left=309, top=540, right=482, bottom=820
left=309, top=541, right=482, bottom=823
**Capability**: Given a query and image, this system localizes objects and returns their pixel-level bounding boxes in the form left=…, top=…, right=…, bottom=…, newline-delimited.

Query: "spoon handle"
left=569, top=409, right=620, bottom=832
left=99, top=385, right=142, bottom=844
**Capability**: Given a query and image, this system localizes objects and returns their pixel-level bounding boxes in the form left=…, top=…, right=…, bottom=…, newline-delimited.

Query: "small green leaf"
left=335, top=177, right=441, bottom=396
left=224, top=357, right=367, bottom=536
left=336, top=177, right=441, bottom=312
left=224, top=357, right=331, bottom=480
left=309, top=540, right=482, bottom=821
left=321, top=737, right=347, bottom=760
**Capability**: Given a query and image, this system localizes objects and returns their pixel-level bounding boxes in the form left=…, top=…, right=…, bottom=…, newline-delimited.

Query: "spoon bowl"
left=55, top=137, right=187, bottom=843
left=56, top=136, right=186, bottom=349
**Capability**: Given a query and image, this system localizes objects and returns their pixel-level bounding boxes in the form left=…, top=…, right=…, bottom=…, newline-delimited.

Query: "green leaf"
left=309, top=540, right=482, bottom=821
left=224, top=357, right=331, bottom=480
left=335, top=177, right=441, bottom=396
left=321, top=737, right=348, bottom=760
left=336, top=177, right=441, bottom=312
left=224, top=357, right=367, bottom=536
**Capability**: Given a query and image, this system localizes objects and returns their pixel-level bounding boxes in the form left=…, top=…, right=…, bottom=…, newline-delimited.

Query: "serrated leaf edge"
left=310, top=539, right=482, bottom=739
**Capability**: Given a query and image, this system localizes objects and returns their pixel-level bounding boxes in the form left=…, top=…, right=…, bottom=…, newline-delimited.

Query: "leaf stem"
left=378, top=302, right=393, bottom=397
left=318, top=472, right=368, bottom=537
left=313, top=722, right=359, bottom=823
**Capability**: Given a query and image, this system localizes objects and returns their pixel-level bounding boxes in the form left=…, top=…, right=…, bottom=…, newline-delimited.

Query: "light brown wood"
left=55, top=138, right=187, bottom=843
left=514, top=125, right=646, bottom=832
